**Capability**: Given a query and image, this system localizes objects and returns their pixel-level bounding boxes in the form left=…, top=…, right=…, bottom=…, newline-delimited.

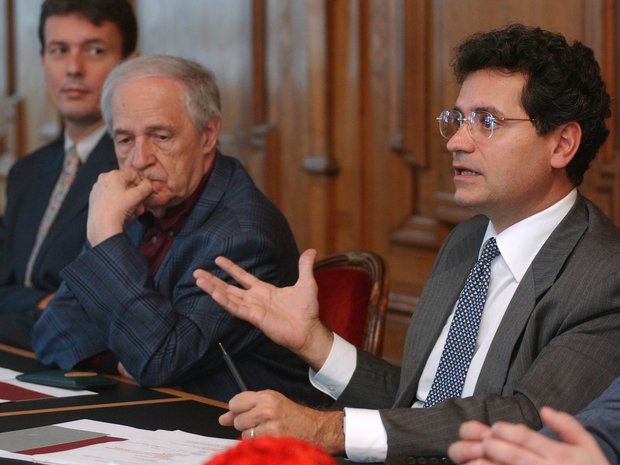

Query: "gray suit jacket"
left=337, top=195, right=620, bottom=463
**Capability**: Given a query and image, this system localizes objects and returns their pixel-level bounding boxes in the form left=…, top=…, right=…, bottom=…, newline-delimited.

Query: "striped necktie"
left=24, top=145, right=81, bottom=287
left=424, top=237, right=500, bottom=407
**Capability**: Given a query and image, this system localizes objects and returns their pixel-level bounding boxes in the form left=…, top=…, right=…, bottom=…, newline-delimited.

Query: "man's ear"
left=202, top=117, right=222, bottom=152
left=550, top=121, right=581, bottom=169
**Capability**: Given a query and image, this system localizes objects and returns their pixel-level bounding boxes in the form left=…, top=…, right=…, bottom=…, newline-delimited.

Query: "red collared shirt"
left=138, top=168, right=212, bottom=275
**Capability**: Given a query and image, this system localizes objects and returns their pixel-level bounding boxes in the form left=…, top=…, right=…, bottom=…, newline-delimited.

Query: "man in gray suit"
left=194, top=24, right=620, bottom=462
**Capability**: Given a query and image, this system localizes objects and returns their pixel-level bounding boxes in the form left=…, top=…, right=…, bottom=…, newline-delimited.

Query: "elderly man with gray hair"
left=32, top=55, right=323, bottom=405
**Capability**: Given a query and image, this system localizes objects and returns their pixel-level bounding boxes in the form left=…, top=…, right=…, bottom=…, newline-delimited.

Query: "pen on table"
left=219, top=342, right=248, bottom=392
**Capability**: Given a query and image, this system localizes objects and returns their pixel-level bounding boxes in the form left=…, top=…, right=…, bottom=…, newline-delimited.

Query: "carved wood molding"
left=5, top=0, right=15, bottom=95
left=249, top=123, right=282, bottom=204
left=390, top=0, right=430, bottom=169
left=390, top=214, right=439, bottom=248
left=300, top=155, right=339, bottom=176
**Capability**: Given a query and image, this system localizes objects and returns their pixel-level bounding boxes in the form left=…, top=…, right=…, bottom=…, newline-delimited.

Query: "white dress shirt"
left=311, top=189, right=578, bottom=462
left=64, top=125, right=107, bottom=165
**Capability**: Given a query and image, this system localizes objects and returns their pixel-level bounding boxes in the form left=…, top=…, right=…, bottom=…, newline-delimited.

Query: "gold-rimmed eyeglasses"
left=436, top=109, right=534, bottom=140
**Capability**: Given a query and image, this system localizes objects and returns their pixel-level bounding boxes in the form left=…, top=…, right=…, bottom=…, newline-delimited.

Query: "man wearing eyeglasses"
left=193, top=24, right=620, bottom=463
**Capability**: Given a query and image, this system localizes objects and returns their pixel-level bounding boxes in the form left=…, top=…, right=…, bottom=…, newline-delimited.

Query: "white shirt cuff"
left=343, top=407, right=388, bottom=462
left=309, top=333, right=357, bottom=399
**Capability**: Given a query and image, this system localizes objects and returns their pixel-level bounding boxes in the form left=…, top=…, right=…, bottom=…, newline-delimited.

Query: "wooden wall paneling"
left=3, top=0, right=27, bottom=164
left=246, top=0, right=282, bottom=204
left=264, top=0, right=330, bottom=253
left=322, top=0, right=363, bottom=251
left=1, top=0, right=10, bottom=149
left=0, top=0, right=10, bottom=212
left=1, top=0, right=27, bottom=212
left=15, top=0, right=57, bottom=153
left=384, top=0, right=439, bottom=297
left=611, top=0, right=620, bottom=226
left=616, top=0, right=620, bottom=160
left=389, top=0, right=443, bottom=249
left=137, top=0, right=255, bottom=180
left=360, top=0, right=402, bottom=248
left=1, top=0, right=11, bottom=95
left=579, top=0, right=619, bottom=223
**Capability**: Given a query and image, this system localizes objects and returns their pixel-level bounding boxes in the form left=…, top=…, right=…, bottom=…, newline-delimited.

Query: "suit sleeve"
left=32, top=229, right=291, bottom=386
left=337, top=261, right=620, bottom=461
left=0, top=166, right=50, bottom=315
left=568, top=377, right=620, bottom=465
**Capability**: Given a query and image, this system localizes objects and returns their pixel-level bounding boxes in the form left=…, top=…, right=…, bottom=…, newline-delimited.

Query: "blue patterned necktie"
left=24, top=146, right=80, bottom=287
left=424, top=237, right=500, bottom=408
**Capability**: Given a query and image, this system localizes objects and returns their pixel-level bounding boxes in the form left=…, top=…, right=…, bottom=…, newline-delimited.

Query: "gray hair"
left=101, top=54, right=222, bottom=133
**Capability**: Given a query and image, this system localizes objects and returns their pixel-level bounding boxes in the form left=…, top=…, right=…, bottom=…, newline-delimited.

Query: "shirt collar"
left=64, top=125, right=107, bottom=164
left=138, top=161, right=215, bottom=234
left=483, top=188, right=578, bottom=282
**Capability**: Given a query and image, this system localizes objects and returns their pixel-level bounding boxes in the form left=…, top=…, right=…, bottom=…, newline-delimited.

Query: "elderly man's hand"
left=87, top=168, right=153, bottom=246
left=219, top=390, right=345, bottom=456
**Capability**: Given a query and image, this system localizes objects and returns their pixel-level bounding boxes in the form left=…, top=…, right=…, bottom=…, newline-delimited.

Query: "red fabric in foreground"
left=205, top=436, right=336, bottom=465
left=315, top=267, right=372, bottom=348
left=17, top=435, right=127, bottom=455
left=0, top=382, right=52, bottom=401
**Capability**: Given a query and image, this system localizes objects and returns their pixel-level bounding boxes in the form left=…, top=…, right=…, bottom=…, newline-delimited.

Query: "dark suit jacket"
left=0, top=135, right=117, bottom=348
left=336, top=195, right=620, bottom=463
left=32, top=153, right=324, bottom=405
left=570, top=377, right=620, bottom=465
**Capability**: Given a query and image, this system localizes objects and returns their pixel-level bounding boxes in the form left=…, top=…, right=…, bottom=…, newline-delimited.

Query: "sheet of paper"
left=0, top=367, right=21, bottom=380
left=0, top=378, right=96, bottom=403
left=0, top=425, right=110, bottom=452
left=0, top=367, right=96, bottom=402
left=0, top=419, right=238, bottom=465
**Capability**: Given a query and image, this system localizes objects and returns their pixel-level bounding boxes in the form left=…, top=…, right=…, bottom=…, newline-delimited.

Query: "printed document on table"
left=0, top=419, right=238, bottom=465
left=0, top=367, right=95, bottom=403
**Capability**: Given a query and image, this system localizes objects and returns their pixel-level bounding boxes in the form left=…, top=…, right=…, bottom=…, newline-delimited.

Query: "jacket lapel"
left=394, top=217, right=488, bottom=406
left=55, top=135, right=118, bottom=222
left=474, top=196, right=589, bottom=394
left=20, top=140, right=65, bottom=257
left=41, top=134, right=118, bottom=251
left=154, top=152, right=230, bottom=281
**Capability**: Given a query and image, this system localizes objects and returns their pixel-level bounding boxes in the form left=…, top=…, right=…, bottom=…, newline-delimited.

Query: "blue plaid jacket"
left=32, top=153, right=322, bottom=404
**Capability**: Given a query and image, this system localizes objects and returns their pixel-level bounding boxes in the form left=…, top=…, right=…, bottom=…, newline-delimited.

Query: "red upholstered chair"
left=314, top=251, right=389, bottom=356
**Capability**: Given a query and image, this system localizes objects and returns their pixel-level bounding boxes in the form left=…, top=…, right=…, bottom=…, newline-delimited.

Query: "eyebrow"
left=46, top=38, right=108, bottom=48
left=113, top=128, right=133, bottom=138
left=113, top=125, right=174, bottom=136
left=144, top=125, right=174, bottom=134
left=453, top=105, right=505, bottom=117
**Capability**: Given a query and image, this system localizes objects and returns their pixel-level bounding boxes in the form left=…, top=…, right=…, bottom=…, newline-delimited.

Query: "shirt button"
left=150, top=236, right=158, bottom=244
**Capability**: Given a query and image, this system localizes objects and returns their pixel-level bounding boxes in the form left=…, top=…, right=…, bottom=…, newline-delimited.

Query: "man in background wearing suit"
left=194, top=24, right=620, bottom=462
left=0, top=0, right=137, bottom=349
left=31, top=55, right=325, bottom=406
left=448, top=378, right=620, bottom=465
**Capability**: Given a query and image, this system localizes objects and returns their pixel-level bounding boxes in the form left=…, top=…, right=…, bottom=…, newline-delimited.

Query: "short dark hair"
left=453, top=23, right=611, bottom=186
left=38, top=0, right=138, bottom=58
